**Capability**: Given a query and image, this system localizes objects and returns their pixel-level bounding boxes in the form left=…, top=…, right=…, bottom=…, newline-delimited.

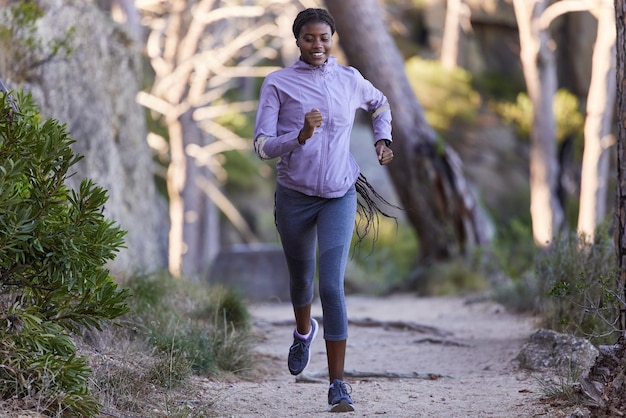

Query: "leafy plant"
left=494, top=89, right=584, bottom=145
left=536, top=227, right=618, bottom=345
left=0, top=91, right=129, bottom=416
left=124, top=273, right=255, bottom=379
left=405, top=56, right=479, bottom=132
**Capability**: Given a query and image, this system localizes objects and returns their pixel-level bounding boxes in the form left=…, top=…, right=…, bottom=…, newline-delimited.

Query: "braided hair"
left=292, top=8, right=336, bottom=39
left=353, top=173, right=400, bottom=252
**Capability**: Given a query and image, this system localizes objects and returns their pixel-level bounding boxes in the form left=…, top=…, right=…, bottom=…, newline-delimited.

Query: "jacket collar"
left=293, top=56, right=337, bottom=73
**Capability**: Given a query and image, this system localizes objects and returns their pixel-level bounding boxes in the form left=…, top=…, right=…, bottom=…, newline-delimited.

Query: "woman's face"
left=296, top=21, right=333, bottom=66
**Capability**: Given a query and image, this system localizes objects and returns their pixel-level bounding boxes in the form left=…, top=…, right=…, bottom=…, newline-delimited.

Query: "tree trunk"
left=324, top=0, right=490, bottom=267
left=512, top=0, right=564, bottom=247
left=579, top=1, right=626, bottom=414
left=441, top=0, right=463, bottom=69
left=577, top=2, right=616, bottom=241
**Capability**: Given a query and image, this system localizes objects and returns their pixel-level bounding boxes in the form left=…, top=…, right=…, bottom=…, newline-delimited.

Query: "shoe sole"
left=329, top=400, right=355, bottom=412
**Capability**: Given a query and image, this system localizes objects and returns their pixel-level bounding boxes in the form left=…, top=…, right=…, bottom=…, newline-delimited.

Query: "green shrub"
left=414, top=258, right=490, bottom=296
left=537, top=228, right=617, bottom=345
left=347, top=216, right=418, bottom=294
left=0, top=91, right=129, bottom=417
left=404, top=56, right=479, bottom=132
left=494, top=89, right=584, bottom=145
left=125, top=274, right=255, bottom=379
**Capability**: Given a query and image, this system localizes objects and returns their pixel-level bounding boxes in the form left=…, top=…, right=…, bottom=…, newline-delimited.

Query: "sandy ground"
left=196, top=294, right=573, bottom=418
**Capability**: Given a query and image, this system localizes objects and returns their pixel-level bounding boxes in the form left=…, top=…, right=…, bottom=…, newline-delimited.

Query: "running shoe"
left=287, top=318, right=318, bottom=375
left=328, top=379, right=355, bottom=412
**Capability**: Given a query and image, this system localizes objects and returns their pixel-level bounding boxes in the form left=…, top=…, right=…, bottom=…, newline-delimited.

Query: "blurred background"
left=0, top=0, right=615, bottom=305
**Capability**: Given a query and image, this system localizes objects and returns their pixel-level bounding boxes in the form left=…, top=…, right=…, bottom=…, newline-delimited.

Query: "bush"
left=0, top=91, right=129, bottom=416
left=125, top=273, right=255, bottom=379
left=537, top=228, right=617, bottom=345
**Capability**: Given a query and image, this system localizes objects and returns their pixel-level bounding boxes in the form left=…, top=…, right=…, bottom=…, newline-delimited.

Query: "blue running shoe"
left=287, top=318, right=318, bottom=375
left=328, top=379, right=355, bottom=412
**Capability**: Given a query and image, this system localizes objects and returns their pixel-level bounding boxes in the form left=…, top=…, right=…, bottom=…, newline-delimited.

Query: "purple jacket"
left=253, top=56, right=392, bottom=198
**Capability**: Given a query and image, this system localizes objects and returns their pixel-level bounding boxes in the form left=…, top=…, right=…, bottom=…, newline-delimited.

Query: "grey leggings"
left=275, top=183, right=356, bottom=341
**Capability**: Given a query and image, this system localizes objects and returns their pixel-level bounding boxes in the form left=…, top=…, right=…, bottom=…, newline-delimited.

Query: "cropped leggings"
left=275, top=182, right=356, bottom=341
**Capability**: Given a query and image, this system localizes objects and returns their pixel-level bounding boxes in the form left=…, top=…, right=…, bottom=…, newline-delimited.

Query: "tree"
left=513, top=0, right=617, bottom=246
left=577, top=0, right=616, bottom=241
left=579, top=1, right=626, bottom=413
left=136, top=0, right=293, bottom=277
left=441, top=0, right=470, bottom=70
left=512, top=0, right=564, bottom=247
left=325, top=0, right=490, bottom=266
left=0, top=90, right=129, bottom=417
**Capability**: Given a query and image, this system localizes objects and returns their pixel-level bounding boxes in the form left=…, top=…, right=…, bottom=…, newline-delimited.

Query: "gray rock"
left=208, top=243, right=290, bottom=302
left=515, top=328, right=599, bottom=375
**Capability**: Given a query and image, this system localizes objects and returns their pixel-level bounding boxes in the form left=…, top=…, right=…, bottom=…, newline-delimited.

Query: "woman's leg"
left=326, top=339, right=347, bottom=382
left=275, top=184, right=318, bottom=314
left=275, top=184, right=321, bottom=375
left=316, top=186, right=357, bottom=382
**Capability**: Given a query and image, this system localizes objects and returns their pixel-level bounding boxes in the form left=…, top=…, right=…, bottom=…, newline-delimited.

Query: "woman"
left=253, top=7, right=394, bottom=412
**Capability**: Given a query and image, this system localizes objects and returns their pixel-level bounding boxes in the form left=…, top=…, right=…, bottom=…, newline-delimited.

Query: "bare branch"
left=540, top=0, right=611, bottom=30
left=195, top=176, right=260, bottom=244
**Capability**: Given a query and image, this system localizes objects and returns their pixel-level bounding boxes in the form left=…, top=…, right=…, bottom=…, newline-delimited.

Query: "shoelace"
left=335, top=381, right=352, bottom=397
left=289, top=339, right=306, bottom=356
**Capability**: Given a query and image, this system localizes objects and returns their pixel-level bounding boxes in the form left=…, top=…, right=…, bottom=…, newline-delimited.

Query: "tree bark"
left=324, top=0, right=490, bottom=267
left=579, top=1, right=626, bottom=414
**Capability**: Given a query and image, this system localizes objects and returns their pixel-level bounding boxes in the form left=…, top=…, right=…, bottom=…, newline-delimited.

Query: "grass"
left=80, top=272, right=257, bottom=417
left=533, top=361, right=587, bottom=408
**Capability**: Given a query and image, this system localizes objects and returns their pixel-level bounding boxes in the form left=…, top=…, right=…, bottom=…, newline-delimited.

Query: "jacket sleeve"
left=355, top=70, right=393, bottom=144
left=253, top=78, right=301, bottom=160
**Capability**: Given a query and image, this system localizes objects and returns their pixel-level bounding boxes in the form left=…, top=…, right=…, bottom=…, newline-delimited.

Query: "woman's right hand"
left=298, top=108, right=322, bottom=144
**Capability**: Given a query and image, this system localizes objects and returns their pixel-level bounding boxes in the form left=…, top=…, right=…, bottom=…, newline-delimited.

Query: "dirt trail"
left=198, top=294, right=567, bottom=417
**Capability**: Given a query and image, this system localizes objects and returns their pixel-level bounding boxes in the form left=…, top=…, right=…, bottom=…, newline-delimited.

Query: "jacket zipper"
left=317, top=67, right=332, bottom=195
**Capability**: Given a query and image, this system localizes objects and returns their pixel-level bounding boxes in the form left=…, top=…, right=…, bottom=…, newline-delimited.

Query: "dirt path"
left=198, top=294, right=567, bottom=417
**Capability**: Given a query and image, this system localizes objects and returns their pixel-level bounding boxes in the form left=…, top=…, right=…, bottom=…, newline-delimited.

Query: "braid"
left=353, top=173, right=402, bottom=253
left=292, top=8, right=336, bottom=38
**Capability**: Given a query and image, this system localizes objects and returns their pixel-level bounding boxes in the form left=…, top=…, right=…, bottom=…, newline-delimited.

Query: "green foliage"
left=0, top=1, right=75, bottom=80
left=404, top=56, right=479, bottom=131
left=415, top=258, right=490, bottom=296
left=347, top=217, right=418, bottom=294
left=0, top=92, right=129, bottom=417
left=491, top=217, right=535, bottom=281
left=537, top=228, right=617, bottom=345
left=495, top=89, right=584, bottom=144
left=493, top=222, right=618, bottom=342
left=125, top=274, right=255, bottom=380
left=490, top=217, right=544, bottom=312
left=534, top=367, right=586, bottom=406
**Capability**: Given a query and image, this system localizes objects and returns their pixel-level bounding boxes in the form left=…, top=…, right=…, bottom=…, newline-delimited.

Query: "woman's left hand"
left=375, top=142, right=394, bottom=165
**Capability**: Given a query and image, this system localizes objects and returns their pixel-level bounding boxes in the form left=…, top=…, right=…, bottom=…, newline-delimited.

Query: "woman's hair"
left=354, top=173, right=401, bottom=252
left=292, top=8, right=336, bottom=39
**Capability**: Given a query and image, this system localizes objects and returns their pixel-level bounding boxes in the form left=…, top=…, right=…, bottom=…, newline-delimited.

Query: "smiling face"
left=296, top=21, right=333, bottom=66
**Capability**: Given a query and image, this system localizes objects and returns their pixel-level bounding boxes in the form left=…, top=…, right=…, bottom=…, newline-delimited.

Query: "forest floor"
left=192, top=293, right=581, bottom=418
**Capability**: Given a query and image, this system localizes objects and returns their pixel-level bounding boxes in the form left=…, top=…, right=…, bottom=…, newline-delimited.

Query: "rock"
left=515, top=328, right=599, bottom=375
left=208, top=243, right=290, bottom=302
left=567, top=407, right=591, bottom=418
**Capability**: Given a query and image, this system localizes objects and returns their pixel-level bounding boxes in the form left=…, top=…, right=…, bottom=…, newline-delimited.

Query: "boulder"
left=515, top=328, right=599, bottom=375
left=208, top=244, right=291, bottom=302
